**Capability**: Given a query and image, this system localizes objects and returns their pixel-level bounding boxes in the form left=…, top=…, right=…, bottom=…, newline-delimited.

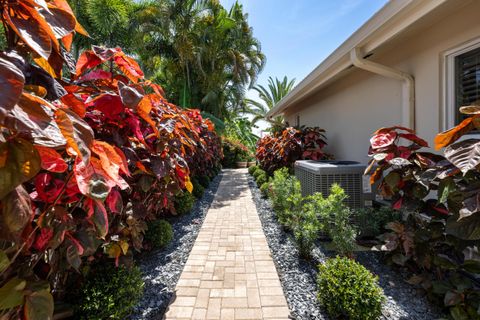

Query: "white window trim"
left=442, top=37, right=480, bottom=131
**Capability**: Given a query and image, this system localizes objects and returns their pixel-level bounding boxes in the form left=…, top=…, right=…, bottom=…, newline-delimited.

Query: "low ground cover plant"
left=144, top=220, right=174, bottom=250
left=353, top=206, right=401, bottom=239
left=192, top=178, right=206, bottom=198
left=317, top=257, right=385, bottom=320
left=256, top=126, right=331, bottom=174
left=174, top=191, right=196, bottom=215
left=248, top=165, right=259, bottom=175
left=74, top=263, right=144, bottom=319
left=365, top=119, right=480, bottom=318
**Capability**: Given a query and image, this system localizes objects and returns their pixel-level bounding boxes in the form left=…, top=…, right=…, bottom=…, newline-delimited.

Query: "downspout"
left=350, top=47, right=415, bottom=130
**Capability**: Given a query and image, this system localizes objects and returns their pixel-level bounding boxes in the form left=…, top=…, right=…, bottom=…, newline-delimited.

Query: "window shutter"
left=455, top=47, right=480, bottom=124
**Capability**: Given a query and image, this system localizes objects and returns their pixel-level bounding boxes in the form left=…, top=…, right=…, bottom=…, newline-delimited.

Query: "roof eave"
left=266, top=0, right=449, bottom=118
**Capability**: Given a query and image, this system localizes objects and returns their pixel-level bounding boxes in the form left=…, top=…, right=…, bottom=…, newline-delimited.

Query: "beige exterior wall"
left=285, top=0, right=480, bottom=164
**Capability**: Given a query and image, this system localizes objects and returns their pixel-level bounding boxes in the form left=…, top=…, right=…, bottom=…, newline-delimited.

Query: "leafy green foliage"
left=291, top=193, right=323, bottom=258
left=353, top=206, right=401, bottom=238
left=246, top=76, right=296, bottom=134
left=144, top=220, right=174, bottom=250
left=125, top=0, right=265, bottom=119
left=260, top=182, right=270, bottom=197
left=317, top=257, right=385, bottom=320
left=319, top=185, right=358, bottom=257
left=255, top=172, right=268, bottom=187
left=192, top=178, right=206, bottom=199
left=224, top=117, right=259, bottom=152
left=248, top=165, right=259, bottom=175
left=75, top=263, right=144, bottom=319
left=269, top=168, right=300, bottom=225
left=197, top=175, right=211, bottom=188
left=174, top=191, right=196, bottom=215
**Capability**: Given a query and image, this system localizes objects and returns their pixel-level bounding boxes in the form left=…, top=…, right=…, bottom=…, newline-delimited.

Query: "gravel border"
left=131, top=173, right=222, bottom=320
left=247, top=173, right=442, bottom=320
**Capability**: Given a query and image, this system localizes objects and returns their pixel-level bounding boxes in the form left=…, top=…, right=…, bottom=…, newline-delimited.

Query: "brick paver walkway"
left=164, top=169, right=290, bottom=320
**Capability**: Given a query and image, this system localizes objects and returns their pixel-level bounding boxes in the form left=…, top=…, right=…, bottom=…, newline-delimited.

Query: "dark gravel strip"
left=247, top=173, right=442, bottom=320
left=131, top=173, right=222, bottom=320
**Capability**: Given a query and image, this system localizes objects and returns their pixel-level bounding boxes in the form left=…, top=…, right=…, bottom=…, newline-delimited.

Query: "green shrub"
left=144, top=219, right=174, bottom=249
left=252, top=168, right=265, bottom=179
left=319, top=184, right=358, bottom=256
left=248, top=165, right=259, bottom=175
left=353, top=206, right=401, bottom=238
left=291, top=193, right=323, bottom=258
left=192, top=178, right=205, bottom=198
left=255, top=172, right=268, bottom=186
left=75, top=263, right=144, bottom=320
left=317, top=257, right=385, bottom=320
left=174, top=191, right=196, bottom=215
left=260, top=181, right=270, bottom=196
left=269, top=168, right=302, bottom=226
left=197, top=175, right=211, bottom=188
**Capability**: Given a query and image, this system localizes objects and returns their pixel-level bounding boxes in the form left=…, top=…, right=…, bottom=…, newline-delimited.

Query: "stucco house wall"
left=284, top=0, right=480, bottom=164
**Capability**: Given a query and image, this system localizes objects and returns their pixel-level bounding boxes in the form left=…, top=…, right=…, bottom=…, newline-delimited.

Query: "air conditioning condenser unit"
left=294, top=160, right=375, bottom=208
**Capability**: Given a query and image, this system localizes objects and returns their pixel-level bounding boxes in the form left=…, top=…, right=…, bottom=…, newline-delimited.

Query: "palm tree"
left=246, top=76, right=296, bottom=133
left=70, top=0, right=139, bottom=58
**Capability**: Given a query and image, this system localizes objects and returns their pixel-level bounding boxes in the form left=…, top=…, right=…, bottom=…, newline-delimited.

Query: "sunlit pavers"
left=164, top=169, right=290, bottom=320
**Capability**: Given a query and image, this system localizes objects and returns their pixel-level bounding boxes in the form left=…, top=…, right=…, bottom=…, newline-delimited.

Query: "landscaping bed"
left=247, top=174, right=442, bottom=320
left=131, top=173, right=222, bottom=320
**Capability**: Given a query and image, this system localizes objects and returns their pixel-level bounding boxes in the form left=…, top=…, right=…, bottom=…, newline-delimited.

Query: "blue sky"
left=219, top=0, right=388, bottom=97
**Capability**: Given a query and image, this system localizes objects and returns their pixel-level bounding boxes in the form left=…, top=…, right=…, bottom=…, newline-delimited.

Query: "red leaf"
left=34, top=173, right=65, bottom=203
left=66, top=232, right=84, bottom=255
left=125, top=112, right=147, bottom=145
left=74, top=157, right=111, bottom=200
left=35, top=146, right=67, bottom=173
left=106, top=188, right=123, bottom=214
left=76, top=50, right=103, bottom=76
left=371, top=131, right=397, bottom=150
left=393, top=197, right=403, bottom=210
left=90, top=94, right=124, bottom=119
left=32, top=228, right=54, bottom=251
left=84, top=198, right=108, bottom=239
left=399, top=133, right=428, bottom=147
left=78, top=69, right=112, bottom=82
left=114, top=146, right=130, bottom=176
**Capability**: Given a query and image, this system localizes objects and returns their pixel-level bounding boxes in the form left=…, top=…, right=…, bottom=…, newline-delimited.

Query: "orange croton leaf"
left=61, top=93, right=86, bottom=117
left=91, top=140, right=129, bottom=190
left=54, top=108, right=93, bottom=161
left=113, top=52, right=144, bottom=83
left=370, top=167, right=383, bottom=185
left=137, top=95, right=159, bottom=135
left=434, top=116, right=476, bottom=150
left=35, top=146, right=68, bottom=173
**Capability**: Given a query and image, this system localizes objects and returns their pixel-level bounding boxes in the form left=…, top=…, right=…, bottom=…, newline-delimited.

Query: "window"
left=455, top=47, right=480, bottom=124
left=295, top=115, right=300, bottom=127
left=444, top=38, right=480, bottom=130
